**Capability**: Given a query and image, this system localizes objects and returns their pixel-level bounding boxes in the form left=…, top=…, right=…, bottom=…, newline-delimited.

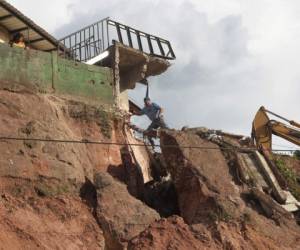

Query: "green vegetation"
left=274, top=157, right=300, bottom=200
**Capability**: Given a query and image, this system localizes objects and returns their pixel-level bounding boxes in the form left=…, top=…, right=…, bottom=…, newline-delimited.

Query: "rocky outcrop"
left=160, top=129, right=300, bottom=249
left=94, top=172, right=160, bottom=249
left=160, top=130, right=242, bottom=225
left=0, top=91, right=125, bottom=186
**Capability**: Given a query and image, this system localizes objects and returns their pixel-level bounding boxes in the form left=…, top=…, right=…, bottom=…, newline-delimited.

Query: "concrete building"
left=0, top=0, right=175, bottom=110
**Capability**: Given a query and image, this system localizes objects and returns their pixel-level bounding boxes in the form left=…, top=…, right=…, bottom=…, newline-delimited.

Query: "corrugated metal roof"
left=0, top=0, right=63, bottom=51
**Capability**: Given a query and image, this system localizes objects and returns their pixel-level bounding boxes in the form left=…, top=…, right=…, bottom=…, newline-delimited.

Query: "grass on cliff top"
left=273, top=155, right=300, bottom=200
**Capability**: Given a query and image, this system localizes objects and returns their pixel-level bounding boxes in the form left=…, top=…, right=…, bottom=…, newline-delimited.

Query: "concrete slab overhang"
left=99, top=43, right=170, bottom=91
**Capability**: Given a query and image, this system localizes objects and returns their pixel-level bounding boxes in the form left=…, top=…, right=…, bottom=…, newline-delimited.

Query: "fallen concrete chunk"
left=236, top=153, right=252, bottom=184
left=94, top=172, right=160, bottom=249
left=253, top=151, right=287, bottom=203
left=251, top=188, right=293, bottom=222
left=281, top=191, right=300, bottom=212
left=124, top=127, right=152, bottom=184
left=235, top=151, right=273, bottom=191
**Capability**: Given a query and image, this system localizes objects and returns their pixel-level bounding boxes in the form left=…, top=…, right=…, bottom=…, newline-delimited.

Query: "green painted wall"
left=0, top=43, right=53, bottom=92
left=0, top=43, right=113, bottom=105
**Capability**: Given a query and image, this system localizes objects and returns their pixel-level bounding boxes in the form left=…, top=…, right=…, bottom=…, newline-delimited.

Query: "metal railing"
left=59, top=18, right=176, bottom=62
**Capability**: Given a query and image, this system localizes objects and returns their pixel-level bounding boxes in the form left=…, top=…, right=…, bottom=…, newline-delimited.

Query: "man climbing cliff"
left=132, top=97, right=168, bottom=132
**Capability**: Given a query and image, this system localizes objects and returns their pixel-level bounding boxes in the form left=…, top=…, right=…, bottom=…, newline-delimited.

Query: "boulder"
left=160, top=130, right=241, bottom=225
left=94, top=172, right=160, bottom=249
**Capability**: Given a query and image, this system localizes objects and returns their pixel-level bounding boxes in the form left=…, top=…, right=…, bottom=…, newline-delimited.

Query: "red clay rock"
left=129, top=215, right=300, bottom=250
left=0, top=193, right=105, bottom=250
left=161, top=130, right=241, bottom=225
left=0, top=90, right=151, bottom=249
left=94, top=172, right=160, bottom=250
left=128, top=216, right=215, bottom=250
left=0, top=91, right=125, bottom=186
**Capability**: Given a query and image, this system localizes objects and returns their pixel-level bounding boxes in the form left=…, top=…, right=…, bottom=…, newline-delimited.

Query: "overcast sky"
left=8, top=0, right=300, bottom=149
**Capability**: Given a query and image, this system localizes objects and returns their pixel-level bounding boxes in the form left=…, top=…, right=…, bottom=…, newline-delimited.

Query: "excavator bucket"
left=252, top=106, right=300, bottom=151
left=252, top=106, right=272, bottom=151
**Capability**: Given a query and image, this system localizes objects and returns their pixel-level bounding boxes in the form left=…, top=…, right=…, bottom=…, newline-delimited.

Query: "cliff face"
left=0, top=88, right=300, bottom=250
left=0, top=89, right=158, bottom=250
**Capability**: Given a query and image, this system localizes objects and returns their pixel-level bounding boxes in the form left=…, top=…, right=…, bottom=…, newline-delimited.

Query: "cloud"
left=8, top=0, right=75, bottom=33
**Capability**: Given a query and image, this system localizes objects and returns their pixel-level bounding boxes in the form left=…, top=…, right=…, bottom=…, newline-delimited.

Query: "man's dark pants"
left=145, top=116, right=168, bottom=148
left=146, top=116, right=169, bottom=131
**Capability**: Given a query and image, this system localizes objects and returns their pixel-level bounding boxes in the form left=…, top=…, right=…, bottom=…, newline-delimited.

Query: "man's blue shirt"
left=141, top=102, right=161, bottom=121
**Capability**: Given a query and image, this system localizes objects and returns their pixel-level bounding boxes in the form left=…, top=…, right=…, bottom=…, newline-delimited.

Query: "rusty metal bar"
left=146, top=34, right=154, bottom=54
left=116, top=23, right=123, bottom=44
left=156, top=37, right=165, bottom=56
left=126, top=27, right=133, bottom=47
left=167, top=41, right=175, bottom=58
left=136, top=31, right=143, bottom=51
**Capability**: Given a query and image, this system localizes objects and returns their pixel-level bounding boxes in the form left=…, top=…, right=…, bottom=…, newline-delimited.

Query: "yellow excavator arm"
left=252, top=106, right=300, bottom=151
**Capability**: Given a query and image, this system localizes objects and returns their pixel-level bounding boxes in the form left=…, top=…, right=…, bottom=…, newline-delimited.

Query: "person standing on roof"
left=132, top=97, right=168, bottom=131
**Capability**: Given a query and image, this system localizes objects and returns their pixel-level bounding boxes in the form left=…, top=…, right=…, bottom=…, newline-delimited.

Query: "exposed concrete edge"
left=253, top=151, right=287, bottom=203
left=251, top=188, right=293, bottom=220
left=281, top=191, right=300, bottom=212
left=123, top=127, right=153, bottom=184
left=235, top=153, right=251, bottom=184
